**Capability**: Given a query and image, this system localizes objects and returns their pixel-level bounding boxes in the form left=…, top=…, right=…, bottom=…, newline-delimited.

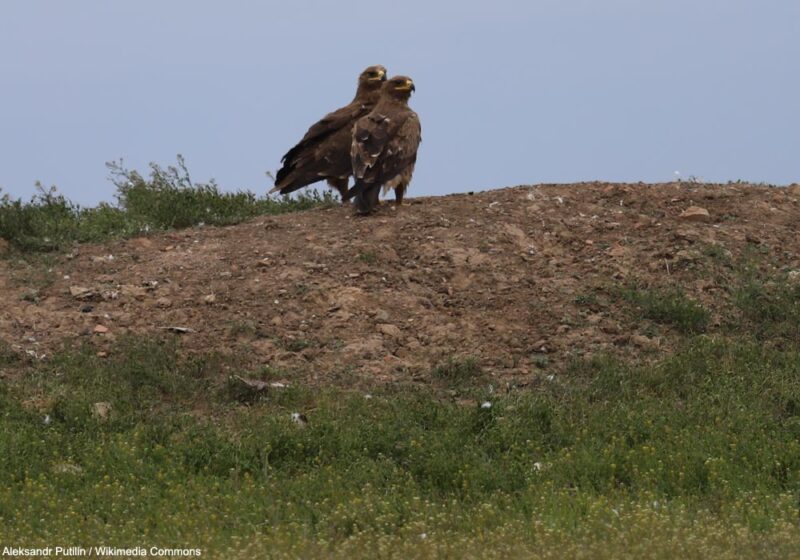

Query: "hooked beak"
left=368, top=68, right=387, bottom=82
left=397, top=79, right=415, bottom=92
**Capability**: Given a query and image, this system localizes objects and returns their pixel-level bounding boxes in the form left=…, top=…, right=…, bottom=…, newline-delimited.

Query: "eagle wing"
left=294, top=103, right=363, bottom=152
left=272, top=101, right=370, bottom=193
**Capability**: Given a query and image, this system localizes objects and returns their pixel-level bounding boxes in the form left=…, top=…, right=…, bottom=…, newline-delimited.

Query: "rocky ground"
left=2, top=182, right=799, bottom=390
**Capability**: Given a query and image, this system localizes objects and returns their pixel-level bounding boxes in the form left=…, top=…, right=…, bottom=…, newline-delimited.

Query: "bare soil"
left=2, top=182, right=800, bottom=389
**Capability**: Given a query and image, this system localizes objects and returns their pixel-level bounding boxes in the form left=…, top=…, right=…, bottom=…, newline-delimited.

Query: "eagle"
left=270, top=65, right=387, bottom=200
left=345, top=76, right=421, bottom=214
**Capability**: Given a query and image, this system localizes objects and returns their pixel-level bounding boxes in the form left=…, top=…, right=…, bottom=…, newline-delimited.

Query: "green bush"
left=0, top=184, right=134, bottom=251
left=432, top=356, right=485, bottom=387
left=623, top=286, right=710, bottom=334
left=0, top=156, right=335, bottom=253
left=733, top=276, right=800, bottom=343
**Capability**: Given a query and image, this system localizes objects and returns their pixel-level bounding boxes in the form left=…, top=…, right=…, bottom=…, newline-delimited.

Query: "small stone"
left=52, top=462, right=83, bottom=475
left=96, top=351, right=108, bottom=358
left=156, top=297, right=173, bottom=308
left=673, top=228, right=699, bottom=242
left=203, top=294, right=216, bottom=304
left=233, top=376, right=270, bottom=392
left=291, top=412, right=308, bottom=427
left=586, top=314, right=602, bottom=325
left=79, top=304, right=94, bottom=313
left=69, top=286, right=94, bottom=299
left=159, top=326, right=194, bottom=334
left=303, top=261, right=326, bottom=271
left=119, top=284, right=147, bottom=300
left=130, top=237, right=153, bottom=249
left=679, top=206, right=711, bottom=223
left=101, top=289, right=119, bottom=301
left=374, top=309, right=390, bottom=322
left=378, top=324, right=402, bottom=338
left=607, top=243, right=627, bottom=257
left=531, top=339, right=548, bottom=353
left=675, top=249, right=700, bottom=263
left=332, top=310, right=353, bottom=321
left=342, top=337, right=384, bottom=359
left=92, top=402, right=112, bottom=420
left=631, top=334, right=660, bottom=349
left=93, top=324, right=109, bottom=334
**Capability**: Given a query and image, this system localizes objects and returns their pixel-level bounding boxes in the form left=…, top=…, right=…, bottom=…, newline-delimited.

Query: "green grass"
left=622, top=286, right=710, bottom=334
left=0, top=156, right=336, bottom=253
left=432, top=355, right=485, bottom=389
left=1, top=336, right=798, bottom=557
left=732, top=274, right=800, bottom=345
left=0, top=340, right=20, bottom=366
left=574, top=292, right=599, bottom=308
left=357, top=251, right=378, bottom=265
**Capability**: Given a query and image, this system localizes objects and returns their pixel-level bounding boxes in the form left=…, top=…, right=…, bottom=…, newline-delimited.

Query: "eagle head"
left=384, top=76, right=416, bottom=100
left=360, top=65, right=388, bottom=84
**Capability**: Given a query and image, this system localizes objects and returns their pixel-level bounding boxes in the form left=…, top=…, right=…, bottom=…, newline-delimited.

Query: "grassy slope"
left=1, top=320, right=799, bottom=557
left=1, top=175, right=799, bottom=557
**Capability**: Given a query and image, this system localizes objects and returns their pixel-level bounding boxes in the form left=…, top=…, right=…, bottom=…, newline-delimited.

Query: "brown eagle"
left=270, top=65, right=387, bottom=199
left=345, top=76, right=421, bottom=214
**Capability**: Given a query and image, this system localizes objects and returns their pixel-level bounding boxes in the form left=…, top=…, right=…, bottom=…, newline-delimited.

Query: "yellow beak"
left=368, top=69, right=386, bottom=82
left=396, top=80, right=415, bottom=92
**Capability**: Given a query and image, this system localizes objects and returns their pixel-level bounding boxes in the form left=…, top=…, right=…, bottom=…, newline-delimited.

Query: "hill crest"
left=2, top=181, right=799, bottom=388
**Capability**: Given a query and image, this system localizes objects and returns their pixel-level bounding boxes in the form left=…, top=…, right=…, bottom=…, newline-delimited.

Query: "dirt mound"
left=2, top=182, right=799, bottom=388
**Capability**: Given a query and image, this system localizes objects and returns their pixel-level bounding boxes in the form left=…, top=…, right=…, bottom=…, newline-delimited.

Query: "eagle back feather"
left=351, top=109, right=420, bottom=183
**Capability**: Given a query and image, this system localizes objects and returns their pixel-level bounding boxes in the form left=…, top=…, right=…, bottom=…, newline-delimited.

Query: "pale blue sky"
left=1, top=1, right=797, bottom=205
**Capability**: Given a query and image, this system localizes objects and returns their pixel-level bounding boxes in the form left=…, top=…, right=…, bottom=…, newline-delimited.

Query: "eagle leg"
left=394, top=184, right=407, bottom=207
left=345, top=179, right=369, bottom=202
left=327, top=177, right=350, bottom=203
left=354, top=184, right=380, bottom=215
